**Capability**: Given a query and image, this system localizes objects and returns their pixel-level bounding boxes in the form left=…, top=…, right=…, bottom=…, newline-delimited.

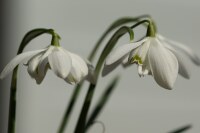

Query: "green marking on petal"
left=130, top=55, right=143, bottom=65
left=67, top=74, right=77, bottom=84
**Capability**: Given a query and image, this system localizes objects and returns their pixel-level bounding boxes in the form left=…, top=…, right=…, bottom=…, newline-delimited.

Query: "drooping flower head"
left=104, top=20, right=200, bottom=89
left=0, top=31, right=94, bottom=85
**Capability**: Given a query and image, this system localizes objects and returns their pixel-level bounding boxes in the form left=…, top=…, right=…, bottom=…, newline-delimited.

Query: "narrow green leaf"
left=8, top=28, right=52, bottom=133
left=85, top=76, right=120, bottom=131
left=168, top=125, right=192, bottom=133
left=74, top=84, right=96, bottom=133
left=57, top=83, right=83, bottom=133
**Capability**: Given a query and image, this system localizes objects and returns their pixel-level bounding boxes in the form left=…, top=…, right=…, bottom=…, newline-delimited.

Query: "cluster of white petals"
left=0, top=46, right=93, bottom=85
left=104, top=34, right=200, bottom=89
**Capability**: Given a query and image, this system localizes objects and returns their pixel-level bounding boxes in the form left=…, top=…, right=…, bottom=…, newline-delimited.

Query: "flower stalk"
left=51, top=30, right=61, bottom=47
left=6, top=28, right=54, bottom=133
left=74, top=26, right=134, bottom=133
left=2, top=28, right=94, bottom=133
left=7, top=67, right=17, bottom=133
left=88, top=14, right=151, bottom=61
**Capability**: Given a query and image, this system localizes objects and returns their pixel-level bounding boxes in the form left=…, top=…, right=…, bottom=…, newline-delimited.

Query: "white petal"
left=65, top=59, right=91, bottom=85
left=129, top=40, right=150, bottom=62
left=28, top=46, right=54, bottom=84
left=158, top=34, right=200, bottom=66
left=48, top=47, right=72, bottom=79
left=148, top=39, right=178, bottom=90
left=64, top=50, right=92, bottom=84
left=102, top=54, right=128, bottom=76
left=122, top=54, right=128, bottom=65
left=27, top=53, right=43, bottom=78
left=68, top=52, right=88, bottom=77
left=36, top=58, right=49, bottom=84
left=106, top=39, right=146, bottom=65
left=0, top=49, right=45, bottom=79
left=39, top=46, right=55, bottom=62
left=122, top=55, right=132, bottom=68
left=121, top=55, right=130, bottom=68
left=163, top=42, right=190, bottom=79
left=66, top=63, right=82, bottom=84
left=34, top=46, right=55, bottom=83
left=176, top=53, right=190, bottom=79
left=36, top=66, right=48, bottom=84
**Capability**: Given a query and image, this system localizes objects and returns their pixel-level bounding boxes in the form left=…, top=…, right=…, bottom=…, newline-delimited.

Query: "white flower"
left=104, top=34, right=200, bottom=90
left=0, top=45, right=93, bottom=84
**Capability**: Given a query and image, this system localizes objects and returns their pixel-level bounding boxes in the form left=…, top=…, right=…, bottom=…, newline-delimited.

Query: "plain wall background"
left=0, top=0, right=200, bottom=133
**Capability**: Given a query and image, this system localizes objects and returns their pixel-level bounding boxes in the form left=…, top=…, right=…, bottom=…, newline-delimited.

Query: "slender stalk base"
left=8, top=67, right=18, bottom=133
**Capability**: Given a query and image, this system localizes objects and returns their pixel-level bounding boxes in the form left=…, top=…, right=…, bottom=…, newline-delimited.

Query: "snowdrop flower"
left=0, top=45, right=93, bottom=85
left=104, top=34, right=200, bottom=90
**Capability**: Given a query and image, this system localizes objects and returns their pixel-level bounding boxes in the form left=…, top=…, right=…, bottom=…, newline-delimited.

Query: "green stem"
left=146, top=22, right=156, bottom=37
left=7, top=67, right=18, bottom=133
left=125, top=19, right=156, bottom=37
left=7, top=28, right=53, bottom=133
left=88, top=14, right=151, bottom=61
left=74, top=26, right=133, bottom=133
left=95, top=27, right=134, bottom=76
left=51, top=31, right=61, bottom=47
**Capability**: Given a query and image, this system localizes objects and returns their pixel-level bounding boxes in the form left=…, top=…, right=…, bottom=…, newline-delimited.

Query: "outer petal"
left=122, top=54, right=129, bottom=66
left=105, top=39, right=146, bottom=65
left=64, top=50, right=93, bottom=84
left=163, top=42, right=190, bottom=79
left=68, top=52, right=88, bottom=77
left=148, top=39, right=178, bottom=90
left=158, top=34, right=200, bottom=66
left=102, top=54, right=128, bottom=76
left=27, top=53, right=43, bottom=78
left=33, top=46, right=55, bottom=84
left=0, top=49, right=46, bottom=79
left=35, top=59, right=49, bottom=84
left=66, top=51, right=96, bottom=84
left=66, top=62, right=82, bottom=84
left=48, top=47, right=72, bottom=79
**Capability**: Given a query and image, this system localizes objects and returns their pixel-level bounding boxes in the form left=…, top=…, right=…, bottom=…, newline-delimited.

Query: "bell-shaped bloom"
left=0, top=45, right=94, bottom=85
left=104, top=35, right=200, bottom=90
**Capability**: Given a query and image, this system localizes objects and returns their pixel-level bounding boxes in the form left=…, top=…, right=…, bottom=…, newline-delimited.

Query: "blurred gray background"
left=0, top=0, right=200, bottom=133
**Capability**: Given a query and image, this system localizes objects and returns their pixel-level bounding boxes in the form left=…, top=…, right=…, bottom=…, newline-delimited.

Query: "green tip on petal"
left=130, top=55, right=143, bottom=65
